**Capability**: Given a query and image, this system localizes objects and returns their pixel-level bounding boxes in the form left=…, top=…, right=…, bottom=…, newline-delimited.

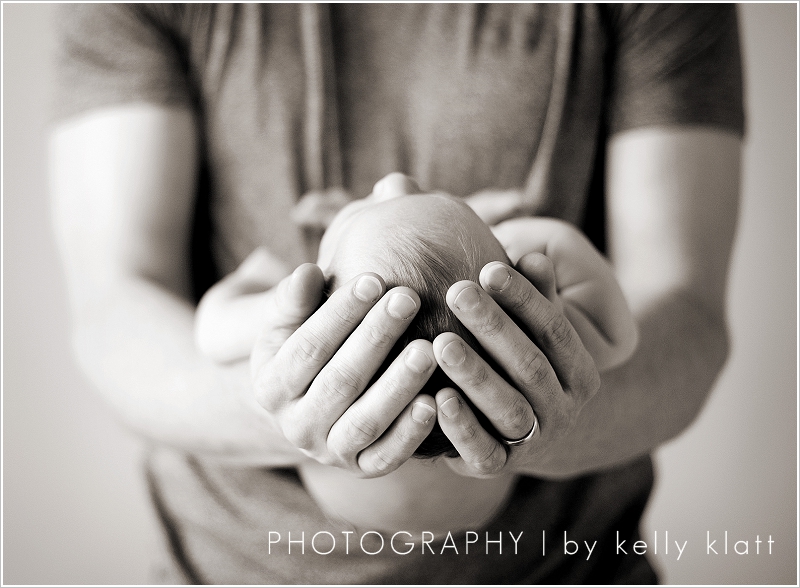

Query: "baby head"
left=317, top=193, right=510, bottom=458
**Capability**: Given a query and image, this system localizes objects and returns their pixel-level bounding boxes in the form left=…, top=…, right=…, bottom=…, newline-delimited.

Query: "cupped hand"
left=432, top=255, right=601, bottom=478
left=250, top=264, right=438, bottom=478
left=491, top=217, right=638, bottom=371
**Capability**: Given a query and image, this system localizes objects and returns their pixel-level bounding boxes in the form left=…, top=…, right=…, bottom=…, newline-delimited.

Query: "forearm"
left=71, top=275, right=306, bottom=467
left=526, top=287, right=729, bottom=479
left=50, top=106, right=305, bottom=467
left=519, top=129, right=741, bottom=478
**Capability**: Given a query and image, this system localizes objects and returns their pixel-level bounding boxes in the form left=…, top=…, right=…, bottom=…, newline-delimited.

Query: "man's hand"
left=432, top=258, right=601, bottom=478
left=492, top=217, right=639, bottom=371
left=249, top=264, right=439, bottom=478
left=431, top=128, right=741, bottom=479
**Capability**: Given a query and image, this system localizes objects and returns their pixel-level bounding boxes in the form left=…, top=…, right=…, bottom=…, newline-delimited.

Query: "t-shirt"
left=55, top=4, right=744, bottom=584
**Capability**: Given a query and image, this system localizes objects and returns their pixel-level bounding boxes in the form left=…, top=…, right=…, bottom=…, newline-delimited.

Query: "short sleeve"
left=53, top=4, right=193, bottom=122
left=606, top=4, right=745, bottom=135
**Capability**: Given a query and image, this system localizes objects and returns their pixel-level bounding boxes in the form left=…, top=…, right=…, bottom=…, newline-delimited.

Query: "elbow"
left=69, top=321, right=161, bottom=442
left=693, top=295, right=731, bottom=407
left=665, top=293, right=732, bottom=442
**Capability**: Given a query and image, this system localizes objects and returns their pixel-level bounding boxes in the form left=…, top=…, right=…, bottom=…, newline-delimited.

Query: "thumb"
left=256, top=263, right=326, bottom=359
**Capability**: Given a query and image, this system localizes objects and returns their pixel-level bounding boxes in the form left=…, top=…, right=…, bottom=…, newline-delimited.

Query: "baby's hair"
left=331, top=222, right=510, bottom=458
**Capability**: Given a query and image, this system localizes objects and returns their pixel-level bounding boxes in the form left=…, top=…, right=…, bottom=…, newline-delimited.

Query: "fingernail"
left=440, top=396, right=461, bottom=418
left=411, top=402, right=436, bottom=425
left=454, top=286, right=481, bottom=311
left=288, top=269, right=306, bottom=298
left=354, top=275, right=383, bottom=302
left=485, top=263, right=511, bottom=291
left=405, top=348, right=432, bottom=373
left=441, top=341, right=466, bottom=366
left=387, top=292, right=417, bottom=319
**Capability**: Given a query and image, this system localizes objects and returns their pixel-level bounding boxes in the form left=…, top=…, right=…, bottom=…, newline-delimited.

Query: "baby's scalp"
left=319, top=194, right=510, bottom=457
left=322, top=194, right=506, bottom=286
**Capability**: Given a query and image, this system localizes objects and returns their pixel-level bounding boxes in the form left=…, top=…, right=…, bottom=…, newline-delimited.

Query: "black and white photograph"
left=3, top=3, right=797, bottom=585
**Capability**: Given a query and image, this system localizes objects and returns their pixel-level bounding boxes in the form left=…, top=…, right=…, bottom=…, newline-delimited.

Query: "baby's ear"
left=371, top=173, right=422, bottom=201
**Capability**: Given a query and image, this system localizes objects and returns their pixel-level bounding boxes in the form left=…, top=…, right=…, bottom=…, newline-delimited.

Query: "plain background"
left=3, top=3, right=796, bottom=585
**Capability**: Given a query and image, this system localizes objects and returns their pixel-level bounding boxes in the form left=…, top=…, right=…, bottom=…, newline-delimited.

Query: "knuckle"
left=465, top=363, right=491, bottom=390
left=459, top=420, right=481, bottom=445
left=471, top=445, right=505, bottom=476
left=291, top=330, right=331, bottom=367
left=342, top=410, right=382, bottom=448
left=317, top=364, right=363, bottom=403
left=543, top=313, right=574, bottom=351
left=381, top=375, right=416, bottom=405
left=282, top=419, right=315, bottom=452
left=363, top=322, right=396, bottom=350
left=332, top=300, right=362, bottom=325
left=362, top=448, right=396, bottom=478
left=517, top=350, right=551, bottom=390
left=476, top=308, right=506, bottom=339
left=500, top=399, right=533, bottom=434
left=394, top=417, right=423, bottom=448
left=507, top=280, right=539, bottom=315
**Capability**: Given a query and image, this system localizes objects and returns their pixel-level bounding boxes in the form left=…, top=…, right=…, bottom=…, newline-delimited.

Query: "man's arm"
left=429, top=128, right=740, bottom=479
left=542, top=127, right=740, bottom=474
left=50, top=104, right=304, bottom=465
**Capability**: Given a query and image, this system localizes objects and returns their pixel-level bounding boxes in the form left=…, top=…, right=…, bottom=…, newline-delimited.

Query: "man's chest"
left=185, top=4, right=560, bottom=198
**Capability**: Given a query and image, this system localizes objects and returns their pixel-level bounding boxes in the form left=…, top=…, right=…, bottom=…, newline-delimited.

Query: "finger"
left=432, top=333, right=535, bottom=441
left=251, top=271, right=385, bottom=410
left=435, top=389, right=508, bottom=478
left=372, top=172, right=422, bottom=201
left=446, top=279, right=562, bottom=398
left=477, top=263, right=600, bottom=402
left=297, top=286, right=421, bottom=422
left=357, top=394, right=437, bottom=477
left=515, top=253, right=562, bottom=312
left=251, top=263, right=326, bottom=361
left=327, top=340, right=436, bottom=457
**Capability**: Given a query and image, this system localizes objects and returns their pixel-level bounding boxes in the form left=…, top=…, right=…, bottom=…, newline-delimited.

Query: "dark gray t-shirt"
left=55, top=4, right=744, bottom=584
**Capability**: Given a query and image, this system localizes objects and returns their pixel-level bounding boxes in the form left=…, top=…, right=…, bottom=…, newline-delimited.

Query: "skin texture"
left=51, top=103, right=740, bottom=483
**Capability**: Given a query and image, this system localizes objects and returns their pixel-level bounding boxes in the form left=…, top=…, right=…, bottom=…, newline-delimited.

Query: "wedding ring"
left=500, top=417, right=538, bottom=447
